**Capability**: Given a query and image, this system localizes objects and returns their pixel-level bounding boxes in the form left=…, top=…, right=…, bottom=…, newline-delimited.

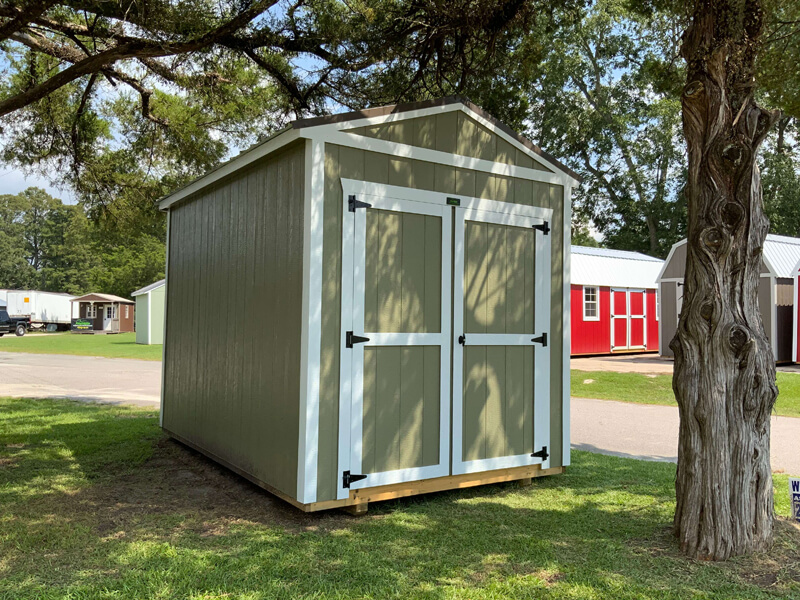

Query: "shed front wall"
left=317, top=142, right=565, bottom=503
left=162, top=142, right=305, bottom=499
left=135, top=296, right=148, bottom=344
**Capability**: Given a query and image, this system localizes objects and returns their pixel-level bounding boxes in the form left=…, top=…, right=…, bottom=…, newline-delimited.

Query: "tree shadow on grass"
left=2, top=407, right=800, bottom=599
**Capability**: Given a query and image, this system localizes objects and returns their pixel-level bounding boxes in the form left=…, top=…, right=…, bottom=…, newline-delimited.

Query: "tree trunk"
left=671, top=0, right=780, bottom=560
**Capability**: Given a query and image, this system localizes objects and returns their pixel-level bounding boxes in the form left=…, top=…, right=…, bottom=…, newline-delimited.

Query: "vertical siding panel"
left=378, top=212, right=402, bottom=332
left=505, top=228, right=526, bottom=334
left=513, top=179, right=533, bottom=207
left=422, top=345, right=440, bottom=466
left=532, top=181, right=550, bottom=207
left=506, top=346, right=525, bottom=455
left=435, top=112, right=458, bottom=153
left=423, top=216, right=442, bottom=333
left=401, top=213, right=426, bottom=332
left=376, top=346, right=401, bottom=471
left=523, top=345, right=534, bottom=453
left=493, top=175, right=513, bottom=204
left=465, top=222, right=487, bottom=334
left=485, top=224, right=507, bottom=334
left=463, top=346, right=485, bottom=461
left=364, top=211, right=379, bottom=333
left=475, top=171, right=496, bottom=199
left=496, top=138, right=515, bottom=165
left=364, top=151, right=389, bottom=184
left=433, top=164, right=456, bottom=194
left=485, top=346, right=506, bottom=458
left=455, top=168, right=476, bottom=197
left=514, top=148, right=534, bottom=169
left=362, top=347, right=377, bottom=474
left=414, top=116, right=437, bottom=150
left=399, top=347, right=424, bottom=468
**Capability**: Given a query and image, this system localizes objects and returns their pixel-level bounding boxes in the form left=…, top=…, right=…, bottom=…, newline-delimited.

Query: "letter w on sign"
left=791, top=479, right=800, bottom=522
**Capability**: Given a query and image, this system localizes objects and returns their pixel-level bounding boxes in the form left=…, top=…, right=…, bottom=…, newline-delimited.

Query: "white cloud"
left=0, top=169, right=76, bottom=204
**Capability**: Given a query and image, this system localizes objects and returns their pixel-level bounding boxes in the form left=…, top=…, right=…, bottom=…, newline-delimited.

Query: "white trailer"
left=6, top=290, right=75, bottom=330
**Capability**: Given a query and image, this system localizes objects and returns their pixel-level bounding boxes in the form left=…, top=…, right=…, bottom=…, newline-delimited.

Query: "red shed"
left=570, top=246, right=663, bottom=356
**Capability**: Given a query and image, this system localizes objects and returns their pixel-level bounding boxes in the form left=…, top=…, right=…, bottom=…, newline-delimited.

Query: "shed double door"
left=338, top=188, right=551, bottom=500
left=611, top=289, right=646, bottom=351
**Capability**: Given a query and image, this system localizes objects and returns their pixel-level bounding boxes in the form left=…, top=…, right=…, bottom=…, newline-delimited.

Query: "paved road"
left=0, top=351, right=160, bottom=406
left=572, top=396, right=800, bottom=475
left=572, top=353, right=800, bottom=375
left=1, top=352, right=797, bottom=474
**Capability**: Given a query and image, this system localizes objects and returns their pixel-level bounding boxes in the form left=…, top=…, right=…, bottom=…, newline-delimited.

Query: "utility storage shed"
left=570, top=246, right=663, bottom=355
left=131, top=279, right=165, bottom=345
left=158, top=97, right=580, bottom=512
left=659, top=234, right=800, bottom=363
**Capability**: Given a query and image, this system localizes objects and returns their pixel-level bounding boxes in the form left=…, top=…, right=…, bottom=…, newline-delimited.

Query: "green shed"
left=158, top=97, right=581, bottom=512
left=132, top=280, right=165, bottom=345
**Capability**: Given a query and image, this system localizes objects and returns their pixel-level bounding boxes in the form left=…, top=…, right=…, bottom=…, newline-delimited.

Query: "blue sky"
left=0, top=167, right=76, bottom=203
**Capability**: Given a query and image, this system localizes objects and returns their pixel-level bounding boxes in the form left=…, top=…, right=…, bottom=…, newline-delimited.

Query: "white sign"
left=791, top=478, right=800, bottom=522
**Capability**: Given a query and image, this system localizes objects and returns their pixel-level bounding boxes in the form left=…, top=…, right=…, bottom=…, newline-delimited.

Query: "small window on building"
left=583, top=286, right=600, bottom=321
left=107, top=306, right=112, bottom=319
left=125, top=305, right=129, bottom=318
left=87, top=304, right=96, bottom=318
left=112, top=305, right=117, bottom=319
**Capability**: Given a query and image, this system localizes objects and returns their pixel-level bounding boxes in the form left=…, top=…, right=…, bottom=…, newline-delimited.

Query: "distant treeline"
left=0, top=187, right=164, bottom=298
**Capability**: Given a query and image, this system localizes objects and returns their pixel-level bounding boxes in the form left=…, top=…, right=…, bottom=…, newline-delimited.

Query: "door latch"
left=346, top=331, right=370, bottom=348
left=531, top=446, right=549, bottom=460
left=342, top=470, right=367, bottom=488
left=348, top=194, right=373, bottom=212
left=458, top=334, right=466, bottom=345
left=531, top=333, right=547, bottom=347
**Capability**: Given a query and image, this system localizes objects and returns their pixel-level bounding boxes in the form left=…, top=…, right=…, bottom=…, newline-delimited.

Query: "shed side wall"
left=162, top=142, right=305, bottom=498
left=776, top=278, right=793, bottom=362
left=151, top=286, right=165, bottom=345
left=317, top=143, right=565, bottom=502
left=659, top=282, right=678, bottom=357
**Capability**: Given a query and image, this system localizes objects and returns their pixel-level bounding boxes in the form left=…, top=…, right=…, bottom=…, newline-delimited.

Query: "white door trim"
left=336, top=183, right=452, bottom=500
left=451, top=205, right=552, bottom=475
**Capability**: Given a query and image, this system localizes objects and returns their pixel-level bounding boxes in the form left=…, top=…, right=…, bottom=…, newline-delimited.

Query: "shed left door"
left=337, top=192, right=452, bottom=500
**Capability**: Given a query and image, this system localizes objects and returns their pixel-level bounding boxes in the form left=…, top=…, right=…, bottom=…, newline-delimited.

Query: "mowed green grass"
left=572, top=370, right=800, bottom=418
left=1, top=397, right=799, bottom=599
left=0, top=331, right=161, bottom=360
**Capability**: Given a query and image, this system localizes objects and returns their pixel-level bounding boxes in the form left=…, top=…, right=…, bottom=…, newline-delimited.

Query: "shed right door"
left=452, top=207, right=551, bottom=475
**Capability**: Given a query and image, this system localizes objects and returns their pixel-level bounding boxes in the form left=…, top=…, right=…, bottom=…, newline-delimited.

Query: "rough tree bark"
left=671, top=0, right=781, bottom=560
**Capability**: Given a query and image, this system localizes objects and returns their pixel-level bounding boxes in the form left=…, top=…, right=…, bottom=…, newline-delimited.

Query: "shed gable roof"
left=72, top=293, right=134, bottom=304
left=571, top=246, right=663, bottom=289
left=132, top=279, right=165, bottom=296
left=158, top=96, right=580, bottom=210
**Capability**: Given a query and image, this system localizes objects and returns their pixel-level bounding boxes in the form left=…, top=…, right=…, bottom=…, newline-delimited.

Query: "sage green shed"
left=158, top=97, right=581, bottom=512
left=131, top=279, right=165, bottom=345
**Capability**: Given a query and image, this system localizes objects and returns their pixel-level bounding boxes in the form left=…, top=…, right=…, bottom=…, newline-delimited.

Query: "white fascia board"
left=306, top=127, right=567, bottom=186
left=159, top=128, right=301, bottom=210
left=761, top=253, right=779, bottom=279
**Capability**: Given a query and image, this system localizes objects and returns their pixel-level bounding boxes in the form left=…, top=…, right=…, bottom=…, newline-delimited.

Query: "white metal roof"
left=659, top=235, right=800, bottom=280
left=571, top=246, right=663, bottom=289
left=132, top=279, right=165, bottom=297
left=762, top=234, right=800, bottom=278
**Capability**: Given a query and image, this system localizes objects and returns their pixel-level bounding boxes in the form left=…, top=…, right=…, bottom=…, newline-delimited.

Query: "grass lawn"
left=572, top=370, right=800, bottom=418
left=0, top=332, right=161, bottom=360
left=1, top=398, right=799, bottom=599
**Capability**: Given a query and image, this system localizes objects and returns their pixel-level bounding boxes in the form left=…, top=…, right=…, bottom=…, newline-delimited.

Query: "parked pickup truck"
left=0, top=310, right=29, bottom=336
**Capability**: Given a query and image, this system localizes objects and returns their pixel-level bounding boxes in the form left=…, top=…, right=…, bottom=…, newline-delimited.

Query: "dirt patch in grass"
left=36, top=437, right=364, bottom=540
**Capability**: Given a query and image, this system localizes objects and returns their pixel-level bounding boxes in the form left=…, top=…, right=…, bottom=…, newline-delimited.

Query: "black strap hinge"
left=342, top=470, right=367, bottom=488
left=532, top=221, right=550, bottom=235
left=532, top=332, right=547, bottom=347
left=531, top=446, right=549, bottom=460
left=348, top=194, right=373, bottom=212
left=346, top=331, right=370, bottom=348
left=458, top=334, right=466, bottom=345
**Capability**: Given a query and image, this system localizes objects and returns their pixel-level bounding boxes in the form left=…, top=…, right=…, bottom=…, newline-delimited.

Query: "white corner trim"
left=297, top=138, right=325, bottom=504
left=159, top=211, right=170, bottom=428
left=770, top=277, right=779, bottom=362
left=562, top=184, right=571, bottom=466
left=159, top=128, right=301, bottom=210
left=305, top=128, right=569, bottom=186
left=147, top=292, right=152, bottom=345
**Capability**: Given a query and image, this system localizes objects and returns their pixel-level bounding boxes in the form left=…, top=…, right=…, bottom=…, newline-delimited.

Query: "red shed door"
left=611, top=289, right=648, bottom=351
left=628, top=291, right=647, bottom=349
left=611, top=289, right=629, bottom=350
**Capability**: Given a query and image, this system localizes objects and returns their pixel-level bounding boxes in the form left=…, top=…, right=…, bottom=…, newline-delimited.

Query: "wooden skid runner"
left=307, top=464, right=565, bottom=513
left=166, top=431, right=564, bottom=514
